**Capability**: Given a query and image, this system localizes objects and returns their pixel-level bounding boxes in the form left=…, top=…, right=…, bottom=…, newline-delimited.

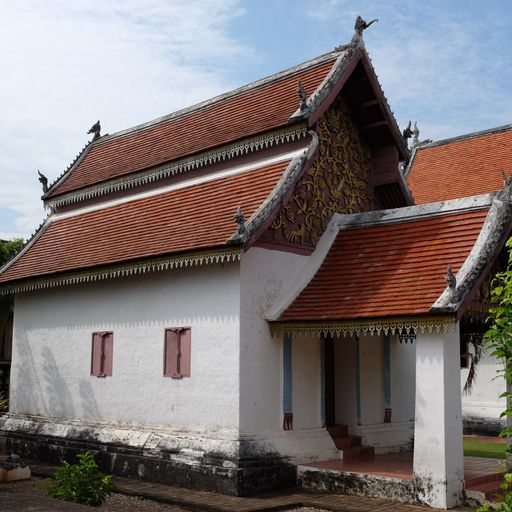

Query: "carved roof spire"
left=402, top=121, right=413, bottom=140
left=502, top=169, right=512, bottom=187
left=234, top=206, right=246, bottom=235
left=37, top=170, right=49, bottom=193
left=87, top=120, right=101, bottom=140
left=412, top=122, right=420, bottom=147
left=353, top=16, right=378, bottom=41
left=296, top=81, right=308, bottom=111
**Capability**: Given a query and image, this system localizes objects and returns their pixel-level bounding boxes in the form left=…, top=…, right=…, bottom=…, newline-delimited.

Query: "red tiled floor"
left=303, top=452, right=506, bottom=484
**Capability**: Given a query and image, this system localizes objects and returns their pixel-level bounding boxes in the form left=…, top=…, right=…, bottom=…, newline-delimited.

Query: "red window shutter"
left=180, top=328, right=191, bottom=377
left=103, top=333, right=113, bottom=376
left=91, top=333, right=103, bottom=376
left=165, top=329, right=180, bottom=377
left=164, top=328, right=191, bottom=378
left=91, top=332, right=113, bottom=377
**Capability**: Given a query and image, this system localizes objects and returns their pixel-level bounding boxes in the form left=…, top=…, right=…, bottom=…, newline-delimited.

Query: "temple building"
left=1, top=22, right=511, bottom=509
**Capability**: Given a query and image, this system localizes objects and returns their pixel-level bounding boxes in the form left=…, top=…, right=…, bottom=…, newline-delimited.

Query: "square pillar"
left=413, top=324, right=463, bottom=509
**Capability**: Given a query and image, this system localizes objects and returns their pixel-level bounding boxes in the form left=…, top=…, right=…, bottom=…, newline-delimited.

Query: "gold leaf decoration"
left=272, top=97, right=375, bottom=246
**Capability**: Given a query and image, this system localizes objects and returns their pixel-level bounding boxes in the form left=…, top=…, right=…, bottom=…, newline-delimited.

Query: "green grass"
left=464, top=437, right=507, bottom=459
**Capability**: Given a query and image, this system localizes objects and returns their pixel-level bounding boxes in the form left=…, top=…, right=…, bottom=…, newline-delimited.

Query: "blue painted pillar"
left=283, top=332, right=293, bottom=430
left=320, top=336, right=326, bottom=426
left=383, top=335, right=392, bottom=423
left=355, top=335, right=361, bottom=426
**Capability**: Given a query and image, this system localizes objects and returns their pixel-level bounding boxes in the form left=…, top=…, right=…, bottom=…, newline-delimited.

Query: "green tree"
left=477, top=237, right=512, bottom=511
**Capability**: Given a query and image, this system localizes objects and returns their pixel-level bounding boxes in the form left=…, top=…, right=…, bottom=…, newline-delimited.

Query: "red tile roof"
left=0, top=160, right=290, bottom=284
left=279, top=208, right=489, bottom=321
left=47, top=57, right=336, bottom=198
left=408, top=127, right=512, bottom=204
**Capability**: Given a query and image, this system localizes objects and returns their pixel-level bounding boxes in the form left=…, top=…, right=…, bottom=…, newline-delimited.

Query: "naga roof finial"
left=353, top=16, right=378, bottom=40
left=402, top=121, right=413, bottom=140
left=234, top=206, right=246, bottom=235
left=87, top=120, right=101, bottom=140
left=412, top=122, right=420, bottom=147
left=296, top=81, right=308, bottom=111
left=37, top=170, right=49, bottom=193
left=445, top=263, right=459, bottom=303
left=502, top=169, right=512, bottom=187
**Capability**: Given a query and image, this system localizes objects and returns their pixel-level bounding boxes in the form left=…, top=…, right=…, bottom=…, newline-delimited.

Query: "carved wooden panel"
left=270, top=97, right=375, bottom=247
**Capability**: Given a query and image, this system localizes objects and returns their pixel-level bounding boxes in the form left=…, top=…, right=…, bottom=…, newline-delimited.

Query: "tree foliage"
left=0, top=238, right=25, bottom=337
left=477, top=238, right=512, bottom=511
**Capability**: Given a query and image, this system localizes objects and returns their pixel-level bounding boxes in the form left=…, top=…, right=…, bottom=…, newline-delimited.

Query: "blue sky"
left=1, top=0, right=511, bottom=240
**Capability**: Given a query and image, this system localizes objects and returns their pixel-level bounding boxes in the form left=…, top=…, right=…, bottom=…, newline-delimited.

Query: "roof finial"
left=502, top=169, right=512, bottom=187
left=296, top=81, right=308, bottom=111
left=353, top=16, right=378, bottom=41
left=412, top=122, right=420, bottom=147
left=402, top=121, right=413, bottom=140
left=234, top=206, right=246, bottom=235
left=87, top=120, right=101, bottom=140
left=445, top=263, right=459, bottom=303
left=37, top=170, right=49, bottom=193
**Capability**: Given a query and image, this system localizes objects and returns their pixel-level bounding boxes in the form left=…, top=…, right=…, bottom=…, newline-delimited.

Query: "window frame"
left=163, top=327, right=191, bottom=378
left=91, top=331, right=114, bottom=377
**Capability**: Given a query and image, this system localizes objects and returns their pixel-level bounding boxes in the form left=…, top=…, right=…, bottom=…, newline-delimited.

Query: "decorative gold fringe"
left=0, top=247, right=243, bottom=295
left=270, top=316, right=456, bottom=338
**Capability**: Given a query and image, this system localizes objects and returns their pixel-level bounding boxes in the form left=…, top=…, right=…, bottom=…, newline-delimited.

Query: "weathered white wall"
left=391, top=335, right=416, bottom=423
left=239, top=246, right=308, bottom=432
left=10, top=263, right=241, bottom=429
left=334, top=337, right=357, bottom=427
left=359, top=334, right=384, bottom=426
left=461, top=350, right=505, bottom=427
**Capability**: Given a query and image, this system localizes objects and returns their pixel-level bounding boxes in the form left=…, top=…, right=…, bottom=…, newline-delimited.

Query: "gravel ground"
left=1, top=478, right=328, bottom=512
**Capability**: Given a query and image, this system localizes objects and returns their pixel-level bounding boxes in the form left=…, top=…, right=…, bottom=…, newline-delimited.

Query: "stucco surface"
left=10, top=264, right=241, bottom=429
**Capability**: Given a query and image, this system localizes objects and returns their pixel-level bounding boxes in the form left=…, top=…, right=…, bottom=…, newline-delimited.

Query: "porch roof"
left=269, top=188, right=512, bottom=327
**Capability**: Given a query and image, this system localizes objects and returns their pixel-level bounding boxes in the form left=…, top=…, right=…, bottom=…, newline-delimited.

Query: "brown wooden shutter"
left=180, top=328, right=191, bottom=377
left=164, top=328, right=191, bottom=378
left=91, top=332, right=113, bottom=377
left=91, top=333, right=103, bottom=376
left=102, top=332, right=113, bottom=376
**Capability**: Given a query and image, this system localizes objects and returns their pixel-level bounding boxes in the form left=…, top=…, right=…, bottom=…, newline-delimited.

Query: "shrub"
left=44, top=451, right=114, bottom=507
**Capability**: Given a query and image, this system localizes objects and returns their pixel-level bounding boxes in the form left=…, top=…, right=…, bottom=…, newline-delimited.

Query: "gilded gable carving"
left=271, top=97, right=375, bottom=246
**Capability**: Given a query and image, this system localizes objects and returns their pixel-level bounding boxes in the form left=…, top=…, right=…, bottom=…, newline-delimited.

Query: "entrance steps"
left=466, top=471, right=506, bottom=503
left=326, top=425, right=375, bottom=460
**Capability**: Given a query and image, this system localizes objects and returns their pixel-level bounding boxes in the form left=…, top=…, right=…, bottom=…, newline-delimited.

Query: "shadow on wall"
left=42, top=347, right=76, bottom=419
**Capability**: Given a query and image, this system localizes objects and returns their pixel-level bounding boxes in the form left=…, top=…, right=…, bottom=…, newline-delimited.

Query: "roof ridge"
left=95, top=49, right=345, bottom=145
left=332, top=193, right=495, bottom=230
left=417, top=123, right=512, bottom=151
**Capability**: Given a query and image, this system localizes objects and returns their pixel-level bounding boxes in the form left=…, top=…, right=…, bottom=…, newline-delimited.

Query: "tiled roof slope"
left=408, top=125, right=512, bottom=204
left=47, top=55, right=338, bottom=198
left=0, top=160, right=290, bottom=284
left=279, top=208, right=489, bottom=321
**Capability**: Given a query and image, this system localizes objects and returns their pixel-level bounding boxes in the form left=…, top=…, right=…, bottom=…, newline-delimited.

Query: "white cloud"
left=304, top=1, right=512, bottom=141
left=0, top=0, right=252, bottom=239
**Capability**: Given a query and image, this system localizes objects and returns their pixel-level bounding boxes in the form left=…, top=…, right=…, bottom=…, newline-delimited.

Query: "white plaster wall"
left=359, top=334, right=384, bottom=426
left=461, top=350, right=505, bottom=422
left=239, top=247, right=308, bottom=432
left=390, top=335, right=416, bottom=423
left=10, top=263, right=241, bottom=430
left=291, top=333, right=321, bottom=429
left=334, top=337, right=357, bottom=427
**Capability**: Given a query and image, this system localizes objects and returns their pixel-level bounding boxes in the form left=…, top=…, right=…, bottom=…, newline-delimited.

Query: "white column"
left=413, top=324, right=463, bottom=509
